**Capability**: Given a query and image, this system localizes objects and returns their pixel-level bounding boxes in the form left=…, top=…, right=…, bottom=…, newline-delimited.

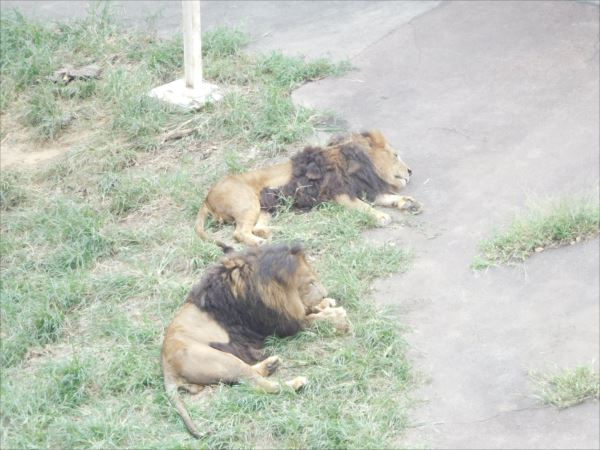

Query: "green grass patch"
left=0, top=170, right=29, bottom=210
left=0, top=6, right=412, bottom=449
left=257, top=51, right=352, bottom=90
left=21, top=83, right=71, bottom=140
left=100, top=67, right=181, bottom=150
left=530, top=365, right=600, bottom=408
left=472, top=194, right=599, bottom=269
left=203, top=26, right=249, bottom=58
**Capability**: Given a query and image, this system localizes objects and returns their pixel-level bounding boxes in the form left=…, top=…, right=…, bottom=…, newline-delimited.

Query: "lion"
left=196, top=130, right=422, bottom=246
left=162, top=243, right=349, bottom=438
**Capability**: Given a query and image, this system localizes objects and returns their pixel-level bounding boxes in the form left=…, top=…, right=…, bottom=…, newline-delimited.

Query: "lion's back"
left=260, top=142, right=391, bottom=211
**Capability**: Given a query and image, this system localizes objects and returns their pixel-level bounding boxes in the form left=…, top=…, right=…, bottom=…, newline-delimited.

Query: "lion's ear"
left=220, top=256, right=234, bottom=267
left=221, top=256, right=246, bottom=270
left=289, top=243, right=304, bottom=256
left=327, top=133, right=347, bottom=146
left=361, top=129, right=386, bottom=148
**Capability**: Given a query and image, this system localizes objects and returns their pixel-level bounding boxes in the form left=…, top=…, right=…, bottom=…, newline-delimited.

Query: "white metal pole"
left=182, top=0, right=202, bottom=90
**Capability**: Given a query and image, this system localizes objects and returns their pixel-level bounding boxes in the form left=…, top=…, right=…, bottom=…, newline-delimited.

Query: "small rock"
left=48, top=64, right=102, bottom=84
left=534, top=247, right=544, bottom=252
left=60, top=112, right=74, bottom=127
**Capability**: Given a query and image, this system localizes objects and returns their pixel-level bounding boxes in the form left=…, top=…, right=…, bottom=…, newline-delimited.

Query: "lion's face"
left=295, top=254, right=328, bottom=308
left=250, top=243, right=327, bottom=309
left=359, top=130, right=412, bottom=191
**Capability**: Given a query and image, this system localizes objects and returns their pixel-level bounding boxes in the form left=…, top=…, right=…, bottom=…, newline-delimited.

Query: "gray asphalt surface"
left=3, top=1, right=599, bottom=448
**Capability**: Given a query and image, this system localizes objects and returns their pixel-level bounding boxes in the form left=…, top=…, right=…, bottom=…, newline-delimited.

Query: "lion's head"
left=193, top=243, right=327, bottom=342
left=253, top=243, right=327, bottom=310
left=164, top=243, right=332, bottom=439
left=356, top=130, right=412, bottom=191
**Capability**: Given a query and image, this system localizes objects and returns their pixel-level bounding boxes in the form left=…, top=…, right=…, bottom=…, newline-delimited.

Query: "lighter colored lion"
left=196, top=130, right=422, bottom=246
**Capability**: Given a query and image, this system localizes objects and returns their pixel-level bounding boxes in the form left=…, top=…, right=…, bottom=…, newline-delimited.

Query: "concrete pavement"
left=294, top=1, right=599, bottom=448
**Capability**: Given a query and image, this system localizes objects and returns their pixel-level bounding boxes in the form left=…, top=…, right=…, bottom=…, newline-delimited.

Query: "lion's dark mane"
left=186, top=244, right=304, bottom=364
left=260, top=142, right=393, bottom=212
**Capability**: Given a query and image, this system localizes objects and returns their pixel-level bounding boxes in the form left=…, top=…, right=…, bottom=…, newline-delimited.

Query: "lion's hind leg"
left=180, top=346, right=304, bottom=393
left=217, top=190, right=267, bottom=246
left=252, top=356, right=306, bottom=391
left=252, top=212, right=273, bottom=239
left=252, top=355, right=280, bottom=377
left=180, top=383, right=204, bottom=395
left=233, top=208, right=267, bottom=246
left=246, top=372, right=307, bottom=393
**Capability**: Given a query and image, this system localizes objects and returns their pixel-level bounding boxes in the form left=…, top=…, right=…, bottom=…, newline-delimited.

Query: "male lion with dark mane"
left=196, top=130, right=422, bottom=246
left=162, top=243, right=349, bottom=438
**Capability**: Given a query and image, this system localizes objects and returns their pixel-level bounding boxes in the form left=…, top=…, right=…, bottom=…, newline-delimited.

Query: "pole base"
left=148, top=78, right=223, bottom=110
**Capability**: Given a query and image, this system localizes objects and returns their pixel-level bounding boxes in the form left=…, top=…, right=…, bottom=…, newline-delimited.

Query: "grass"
left=21, top=83, right=70, bottom=140
left=0, top=6, right=415, bottom=449
left=0, top=171, right=29, bottom=210
left=472, top=194, right=599, bottom=269
left=530, top=365, right=600, bottom=408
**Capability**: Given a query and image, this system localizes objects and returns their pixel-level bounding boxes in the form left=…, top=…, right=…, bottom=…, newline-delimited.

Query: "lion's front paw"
left=323, top=298, right=337, bottom=308
left=375, top=211, right=392, bottom=226
left=397, top=196, right=423, bottom=215
left=322, top=307, right=350, bottom=333
left=285, top=376, right=308, bottom=391
left=314, top=298, right=337, bottom=311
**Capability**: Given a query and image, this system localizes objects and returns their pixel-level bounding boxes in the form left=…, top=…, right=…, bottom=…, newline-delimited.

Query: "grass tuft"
left=0, top=171, right=29, bottom=210
left=0, top=10, right=58, bottom=96
left=257, top=51, right=352, bottom=90
left=472, top=194, right=599, bottom=269
left=99, top=173, right=157, bottom=216
left=21, top=83, right=70, bottom=140
left=530, top=365, right=600, bottom=408
left=203, top=26, right=249, bottom=58
left=101, top=68, right=180, bottom=150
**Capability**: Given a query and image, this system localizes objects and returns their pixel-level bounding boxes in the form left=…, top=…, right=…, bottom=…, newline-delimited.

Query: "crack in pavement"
left=407, top=404, right=552, bottom=429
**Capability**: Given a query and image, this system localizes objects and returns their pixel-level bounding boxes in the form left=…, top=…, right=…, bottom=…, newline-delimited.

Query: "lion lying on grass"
left=162, top=243, right=349, bottom=438
left=196, top=130, right=422, bottom=246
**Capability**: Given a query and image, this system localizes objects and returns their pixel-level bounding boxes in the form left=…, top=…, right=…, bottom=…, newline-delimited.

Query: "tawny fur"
left=196, top=130, right=422, bottom=246
left=161, top=243, right=349, bottom=438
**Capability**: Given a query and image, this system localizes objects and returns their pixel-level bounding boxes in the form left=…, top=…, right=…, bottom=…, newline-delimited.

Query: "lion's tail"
left=164, top=375, right=203, bottom=439
left=195, top=204, right=212, bottom=241
left=195, top=204, right=235, bottom=252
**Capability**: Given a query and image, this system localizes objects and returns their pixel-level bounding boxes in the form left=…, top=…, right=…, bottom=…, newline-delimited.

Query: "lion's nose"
left=408, top=168, right=413, bottom=176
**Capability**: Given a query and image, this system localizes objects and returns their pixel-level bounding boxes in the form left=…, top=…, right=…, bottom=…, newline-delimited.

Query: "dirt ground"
left=0, top=116, right=75, bottom=168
